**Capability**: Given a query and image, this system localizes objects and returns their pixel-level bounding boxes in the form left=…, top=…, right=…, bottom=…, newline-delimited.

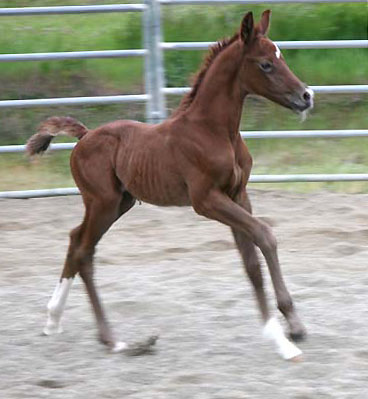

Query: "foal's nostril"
left=303, top=91, right=311, bottom=102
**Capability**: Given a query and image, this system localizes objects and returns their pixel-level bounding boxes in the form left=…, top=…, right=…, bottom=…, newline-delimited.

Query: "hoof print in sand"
left=35, top=379, right=67, bottom=389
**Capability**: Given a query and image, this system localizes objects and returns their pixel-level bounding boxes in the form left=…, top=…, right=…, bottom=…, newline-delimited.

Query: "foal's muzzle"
left=290, top=87, right=314, bottom=112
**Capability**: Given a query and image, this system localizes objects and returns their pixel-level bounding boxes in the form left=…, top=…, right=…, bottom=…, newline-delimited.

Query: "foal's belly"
left=126, top=174, right=191, bottom=207
left=116, top=148, right=191, bottom=207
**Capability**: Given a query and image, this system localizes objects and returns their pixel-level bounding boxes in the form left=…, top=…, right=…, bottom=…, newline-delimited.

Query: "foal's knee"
left=254, top=221, right=277, bottom=253
left=70, top=225, right=82, bottom=242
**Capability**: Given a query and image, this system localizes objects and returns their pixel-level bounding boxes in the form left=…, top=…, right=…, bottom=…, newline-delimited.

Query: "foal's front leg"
left=235, top=193, right=306, bottom=342
left=192, top=189, right=305, bottom=360
left=231, top=193, right=270, bottom=323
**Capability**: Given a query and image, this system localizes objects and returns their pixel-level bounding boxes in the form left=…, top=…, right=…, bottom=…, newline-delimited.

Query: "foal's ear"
left=240, top=12, right=254, bottom=44
left=258, top=9, right=271, bottom=36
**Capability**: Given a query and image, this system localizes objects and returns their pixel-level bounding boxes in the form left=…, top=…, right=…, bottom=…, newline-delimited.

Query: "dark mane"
left=171, top=32, right=240, bottom=117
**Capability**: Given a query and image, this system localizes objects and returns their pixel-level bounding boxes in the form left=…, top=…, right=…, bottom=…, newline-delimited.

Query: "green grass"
left=1, top=97, right=367, bottom=193
left=0, top=102, right=147, bottom=144
left=0, top=11, right=145, bottom=92
left=0, top=152, right=75, bottom=191
left=162, top=4, right=367, bottom=87
left=0, top=2, right=366, bottom=93
left=2, top=133, right=368, bottom=193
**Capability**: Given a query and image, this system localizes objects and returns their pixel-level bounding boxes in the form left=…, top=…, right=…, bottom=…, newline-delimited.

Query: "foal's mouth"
left=282, top=87, right=314, bottom=122
left=269, top=87, right=314, bottom=116
left=290, top=87, right=314, bottom=112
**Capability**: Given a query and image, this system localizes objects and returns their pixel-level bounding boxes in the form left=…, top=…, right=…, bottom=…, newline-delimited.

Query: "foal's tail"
left=26, top=116, right=89, bottom=156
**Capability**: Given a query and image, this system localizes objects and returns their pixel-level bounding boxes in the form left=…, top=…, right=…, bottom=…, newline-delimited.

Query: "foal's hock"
left=27, top=10, right=313, bottom=360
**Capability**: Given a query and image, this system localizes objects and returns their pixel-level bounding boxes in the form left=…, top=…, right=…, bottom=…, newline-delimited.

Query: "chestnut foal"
left=27, top=10, right=313, bottom=360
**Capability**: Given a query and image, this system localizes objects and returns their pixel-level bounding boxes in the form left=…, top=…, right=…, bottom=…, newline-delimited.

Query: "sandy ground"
left=0, top=189, right=367, bottom=399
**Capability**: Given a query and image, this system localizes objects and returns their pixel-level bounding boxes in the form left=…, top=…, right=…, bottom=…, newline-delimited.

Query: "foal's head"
left=239, top=10, right=313, bottom=114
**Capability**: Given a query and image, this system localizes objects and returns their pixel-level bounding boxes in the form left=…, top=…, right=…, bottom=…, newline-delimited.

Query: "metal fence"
left=0, top=0, right=367, bottom=198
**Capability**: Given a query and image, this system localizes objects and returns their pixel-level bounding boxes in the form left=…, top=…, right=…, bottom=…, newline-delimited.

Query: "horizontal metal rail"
left=0, top=84, right=366, bottom=109
left=241, top=129, right=368, bottom=139
left=0, top=4, right=146, bottom=16
left=164, top=85, right=368, bottom=95
left=0, top=143, right=76, bottom=154
left=0, top=49, right=146, bottom=63
left=0, top=94, right=148, bottom=108
left=162, top=40, right=368, bottom=50
left=1, top=41, right=365, bottom=64
left=0, top=188, right=80, bottom=199
left=2, top=173, right=368, bottom=198
left=275, top=40, right=368, bottom=49
left=250, top=174, right=368, bottom=182
left=2, top=130, right=368, bottom=154
left=159, top=0, right=366, bottom=4
left=0, top=39, right=363, bottom=63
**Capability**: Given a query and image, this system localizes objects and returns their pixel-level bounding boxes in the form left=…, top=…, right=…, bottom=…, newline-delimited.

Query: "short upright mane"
left=171, top=32, right=240, bottom=117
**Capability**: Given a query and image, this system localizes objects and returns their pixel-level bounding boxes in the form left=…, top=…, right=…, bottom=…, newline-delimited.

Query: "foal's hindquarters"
left=44, top=121, right=189, bottom=344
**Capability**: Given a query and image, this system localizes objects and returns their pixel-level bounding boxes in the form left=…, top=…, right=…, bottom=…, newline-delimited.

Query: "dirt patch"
left=0, top=190, right=367, bottom=398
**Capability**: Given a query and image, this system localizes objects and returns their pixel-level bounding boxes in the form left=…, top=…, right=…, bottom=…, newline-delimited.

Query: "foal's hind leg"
left=43, top=191, right=135, bottom=345
left=75, top=192, right=136, bottom=350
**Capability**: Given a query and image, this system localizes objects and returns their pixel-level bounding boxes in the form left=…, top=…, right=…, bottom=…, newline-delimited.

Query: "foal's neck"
left=187, top=40, right=246, bottom=138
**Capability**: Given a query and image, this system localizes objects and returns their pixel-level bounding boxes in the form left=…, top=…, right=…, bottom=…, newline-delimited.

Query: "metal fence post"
left=143, top=0, right=167, bottom=123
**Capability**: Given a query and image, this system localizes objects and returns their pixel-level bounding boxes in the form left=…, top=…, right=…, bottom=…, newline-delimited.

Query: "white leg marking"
left=43, top=278, right=73, bottom=335
left=111, top=341, right=128, bottom=353
left=263, top=317, right=302, bottom=360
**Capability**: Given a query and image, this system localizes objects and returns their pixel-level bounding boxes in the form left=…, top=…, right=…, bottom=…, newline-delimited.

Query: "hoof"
left=289, top=354, right=304, bottom=363
left=280, top=341, right=303, bottom=361
left=263, top=318, right=303, bottom=361
left=289, top=329, right=307, bottom=343
left=43, top=323, right=63, bottom=336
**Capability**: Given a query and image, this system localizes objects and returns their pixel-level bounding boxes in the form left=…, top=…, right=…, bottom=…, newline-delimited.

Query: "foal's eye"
left=259, top=61, right=273, bottom=73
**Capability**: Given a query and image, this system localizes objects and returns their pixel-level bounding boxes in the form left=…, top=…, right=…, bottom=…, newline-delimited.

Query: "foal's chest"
left=204, top=141, right=250, bottom=199
left=224, top=163, right=247, bottom=199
